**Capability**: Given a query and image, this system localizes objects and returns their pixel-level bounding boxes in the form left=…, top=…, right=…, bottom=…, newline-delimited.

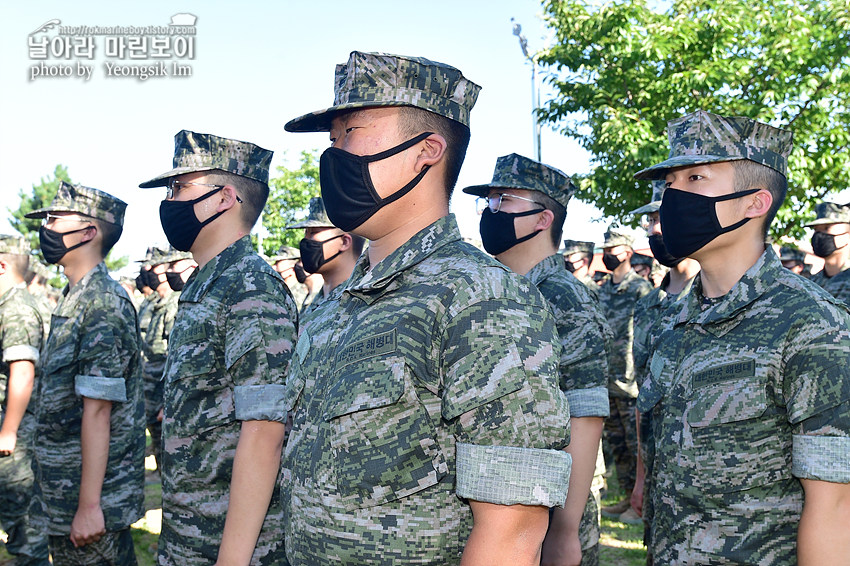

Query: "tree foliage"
left=9, top=164, right=129, bottom=276
left=538, top=0, right=850, bottom=241
left=259, top=150, right=320, bottom=256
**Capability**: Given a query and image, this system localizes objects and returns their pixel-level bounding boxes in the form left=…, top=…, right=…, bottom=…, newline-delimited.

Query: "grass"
left=3, top=442, right=647, bottom=566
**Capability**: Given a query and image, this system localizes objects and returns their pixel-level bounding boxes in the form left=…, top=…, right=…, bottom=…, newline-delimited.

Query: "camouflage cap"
left=152, top=246, right=193, bottom=266
left=779, top=246, right=807, bottom=263
left=634, top=110, right=793, bottom=180
left=286, top=197, right=336, bottom=229
left=804, top=202, right=850, bottom=227
left=135, top=246, right=157, bottom=266
left=562, top=239, right=595, bottom=258
left=285, top=51, right=481, bottom=132
left=462, top=153, right=577, bottom=211
left=629, top=180, right=666, bottom=216
left=0, top=234, right=30, bottom=255
left=139, top=130, right=273, bottom=188
left=25, top=181, right=127, bottom=226
left=631, top=252, right=654, bottom=267
left=268, top=245, right=301, bottom=263
left=602, top=225, right=635, bottom=248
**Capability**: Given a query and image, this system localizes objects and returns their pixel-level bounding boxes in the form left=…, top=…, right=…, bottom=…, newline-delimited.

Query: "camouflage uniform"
left=562, top=239, right=599, bottom=298
left=633, top=110, right=850, bottom=563
left=463, top=154, right=609, bottom=564
left=807, top=203, right=850, bottom=304
left=27, top=261, right=54, bottom=338
left=155, top=236, right=296, bottom=566
left=1, top=238, right=49, bottom=566
left=24, top=185, right=145, bottom=565
left=598, top=229, right=652, bottom=495
left=638, top=248, right=850, bottom=564
left=268, top=246, right=310, bottom=311
left=282, top=215, right=570, bottom=564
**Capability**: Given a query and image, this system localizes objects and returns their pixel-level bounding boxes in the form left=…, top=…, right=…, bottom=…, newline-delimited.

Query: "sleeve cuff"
left=456, top=442, right=571, bottom=507
left=792, top=435, right=850, bottom=483
left=565, top=386, right=610, bottom=418
left=3, top=344, right=39, bottom=364
left=234, top=384, right=287, bottom=422
left=74, top=375, right=127, bottom=402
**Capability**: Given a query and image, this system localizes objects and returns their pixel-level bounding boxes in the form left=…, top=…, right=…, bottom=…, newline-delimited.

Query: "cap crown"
left=807, top=202, right=850, bottom=226
left=0, top=234, right=30, bottom=255
left=287, top=197, right=334, bottom=229
left=464, top=153, right=577, bottom=211
left=562, top=239, right=595, bottom=256
left=603, top=225, right=635, bottom=248
left=172, top=130, right=272, bottom=184
left=26, top=181, right=126, bottom=226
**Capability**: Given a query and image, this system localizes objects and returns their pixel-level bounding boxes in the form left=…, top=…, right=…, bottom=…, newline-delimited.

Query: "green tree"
left=9, top=165, right=128, bottom=275
left=539, top=0, right=850, bottom=241
left=259, top=150, right=320, bottom=256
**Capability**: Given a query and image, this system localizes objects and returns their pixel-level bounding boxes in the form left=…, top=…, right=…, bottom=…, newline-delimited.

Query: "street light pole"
left=512, top=18, right=542, bottom=162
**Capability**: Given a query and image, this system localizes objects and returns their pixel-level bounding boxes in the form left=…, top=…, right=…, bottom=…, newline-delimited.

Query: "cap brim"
left=462, top=183, right=520, bottom=198
left=634, top=155, right=745, bottom=180
left=138, top=166, right=219, bottom=188
left=24, top=205, right=75, bottom=219
left=285, top=219, right=336, bottom=229
left=804, top=218, right=850, bottom=227
left=628, top=201, right=661, bottom=216
left=285, top=101, right=415, bottom=133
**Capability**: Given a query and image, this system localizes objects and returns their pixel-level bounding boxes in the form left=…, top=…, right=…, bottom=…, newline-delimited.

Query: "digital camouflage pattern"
left=285, top=51, right=481, bottom=132
left=297, top=281, right=345, bottom=337
left=0, top=234, right=30, bottom=255
left=137, top=292, right=157, bottom=343
left=602, top=226, right=635, bottom=249
left=139, top=130, right=273, bottom=188
left=48, top=528, right=136, bottom=566
left=0, top=283, right=48, bottom=566
left=562, top=239, right=595, bottom=258
left=632, top=273, right=695, bottom=554
left=462, top=153, right=577, bottom=211
left=598, top=269, right=652, bottom=398
left=281, top=215, right=570, bottom=564
left=286, top=196, right=335, bottom=229
left=525, top=253, right=611, bottom=557
left=639, top=247, right=850, bottom=564
left=804, top=201, right=850, bottom=227
left=30, top=262, right=145, bottom=535
left=25, top=182, right=127, bottom=226
left=635, top=110, right=793, bottom=180
left=779, top=246, right=807, bottom=263
left=630, top=253, right=654, bottom=269
left=159, top=236, right=297, bottom=566
left=810, top=260, right=850, bottom=306
left=629, top=181, right=666, bottom=216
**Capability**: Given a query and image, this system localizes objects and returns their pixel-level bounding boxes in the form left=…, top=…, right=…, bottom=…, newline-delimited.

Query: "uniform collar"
left=347, top=214, right=461, bottom=296
left=679, top=246, right=777, bottom=327
left=525, top=254, right=563, bottom=287
left=180, top=236, right=253, bottom=302
left=57, top=262, right=108, bottom=311
left=606, top=268, right=642, bottom=291
left=0, top=281, right=27, bottom=306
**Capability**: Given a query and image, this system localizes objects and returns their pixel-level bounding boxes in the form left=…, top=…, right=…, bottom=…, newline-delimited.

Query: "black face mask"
left=811, top=231, right=846, bottom=258
left=564, top=258, right=580, bottom=273
left=159, top=187, right=225, bottom=252
left=660, top=187, right=760, bottom=258
left=299, top=234, right=344, bottom=274
left=478, top=207, right=545, bottom=256
left=165, top=265, right=194, bottom=292
left=293, top=263, right=308, bottom=284
left=135, top=273, right=146, bottom=290
left=648, top=233, right=684, bottom=268
left=601, top=252, right=623, bottom=271
left=319, top=132, right=433, bottom=232
left=39, top=225, right=92, bottom=265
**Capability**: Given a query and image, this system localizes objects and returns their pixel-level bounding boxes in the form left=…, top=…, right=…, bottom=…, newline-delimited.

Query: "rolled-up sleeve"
left=75, top=374, right=127, bottom=402
left=234, top=384, right=287, bottom=422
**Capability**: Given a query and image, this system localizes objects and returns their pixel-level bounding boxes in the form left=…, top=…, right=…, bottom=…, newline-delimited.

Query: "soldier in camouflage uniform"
left=807, top=202, right=850, bottom=304
left=25, top=182, right=144, bottom=566
left=135, top=248, right=158, bottom=342
left=597, top=227, right=652, bottom=518
left=627, top=181, right=701, bottom=553
left=634, top=110, right=850, bottom=564
left=630, top=253, right=654, bottom=283
left=268, top=245, right=313, bottom=310
left=140, top=130, right=296, bottom=566
left=24, top=261, right=54, bottom=338
left=464, top=154, right=611, bottom=566
left=562, top=239, right=599, bottom=298
left=0, top=235, right=49, bottom=566
left=281, top=51, right=571, bottom=565
left=286, top=196, right=364, bottom=326
left=139, top=247, right=194, bottom=473
left=779, top=245, right=807, bottom=276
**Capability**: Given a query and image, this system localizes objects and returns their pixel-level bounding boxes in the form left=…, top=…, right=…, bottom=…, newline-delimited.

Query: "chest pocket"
left=322, top=359, right=447, bottom=511
left=165, top=340, right=231, bottom=435
left=685, top=370, right=790, bottom=493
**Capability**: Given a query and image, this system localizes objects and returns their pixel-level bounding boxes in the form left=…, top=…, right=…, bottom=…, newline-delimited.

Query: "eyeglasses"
left=166, top=180, right=242, bottom=203
left=475, top=193, right=544, bottom=214
left=42, top=213, right=93, bottom=227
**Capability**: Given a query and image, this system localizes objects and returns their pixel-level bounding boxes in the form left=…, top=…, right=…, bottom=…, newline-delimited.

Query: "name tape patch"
left=693, top=359, right=756, bottom=388
left=336, top=328, right=397, bottom=368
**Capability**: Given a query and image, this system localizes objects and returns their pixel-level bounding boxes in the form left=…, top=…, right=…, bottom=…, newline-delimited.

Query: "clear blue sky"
left=1, top=0, right=631, bottom=274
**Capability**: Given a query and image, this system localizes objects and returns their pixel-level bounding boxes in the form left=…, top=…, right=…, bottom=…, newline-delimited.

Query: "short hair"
left=349, top=233, right=366, bottom=257
left=0, top=253, right=30, bottom=278
left=533, top=192, right=567, bottom=247
left=206, top=171, right=269, bottom=229
left=95, top=219, right=123, bottom=256
left=731, top=160, right=787, bottom=238
left=397, top=106, right=471, bottom=200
